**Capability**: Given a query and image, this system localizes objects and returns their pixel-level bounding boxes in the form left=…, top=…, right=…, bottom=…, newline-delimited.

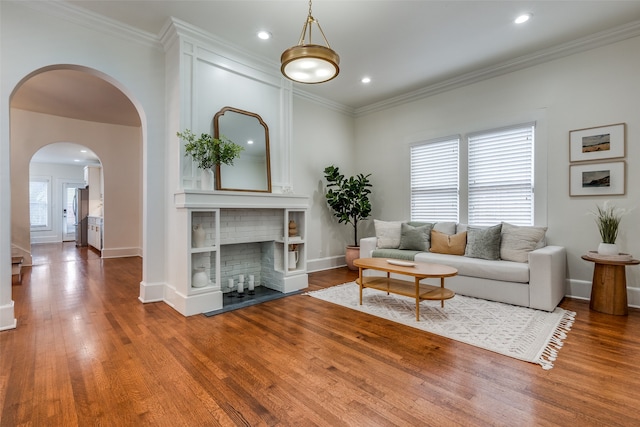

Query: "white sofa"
left=359, top=222, right=567, bottom=312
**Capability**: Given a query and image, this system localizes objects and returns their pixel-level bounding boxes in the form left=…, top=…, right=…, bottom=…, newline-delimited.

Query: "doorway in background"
left=62, top=181, right=85, bottom=242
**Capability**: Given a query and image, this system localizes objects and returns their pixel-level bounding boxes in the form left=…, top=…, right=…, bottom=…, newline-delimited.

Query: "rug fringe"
left=537, top=310, right=576, bottom=370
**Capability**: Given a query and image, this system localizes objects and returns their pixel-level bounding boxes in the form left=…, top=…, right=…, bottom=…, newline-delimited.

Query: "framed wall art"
left=569, top=123, right=625, bottom=163
left=569, top=161, right=625, bottom=196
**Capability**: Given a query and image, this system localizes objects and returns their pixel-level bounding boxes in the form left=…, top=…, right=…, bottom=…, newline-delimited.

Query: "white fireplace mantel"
left=174, top=190, right=309, bottom=210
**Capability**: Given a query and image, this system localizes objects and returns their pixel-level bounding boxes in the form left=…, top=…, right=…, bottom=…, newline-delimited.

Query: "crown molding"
left=292, top=88, right=355, bottom=117
left=355, top=19, right=640, bottom=117
left=20, top=0, right=162, bottom=50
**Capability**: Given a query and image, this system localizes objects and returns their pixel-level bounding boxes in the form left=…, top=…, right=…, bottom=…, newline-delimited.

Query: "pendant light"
left=280, top=0, right=340, bottom=84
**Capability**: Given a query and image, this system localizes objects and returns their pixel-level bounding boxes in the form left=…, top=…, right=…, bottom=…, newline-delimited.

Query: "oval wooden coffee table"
left=354, top=257, right=457, bottom=321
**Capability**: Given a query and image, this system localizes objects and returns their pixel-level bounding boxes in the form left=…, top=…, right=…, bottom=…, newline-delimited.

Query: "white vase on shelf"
left=200, top=169, right=213, bottom=190
left=597, top=242, right=618, bottom=256
left=288, top=251, right=299, bottom=270
left=192, top=267, right=209, bottom=288
left=192, top=224, right=205, bottom=248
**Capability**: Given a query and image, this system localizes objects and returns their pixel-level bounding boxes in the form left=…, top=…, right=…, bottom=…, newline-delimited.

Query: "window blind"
left=29, top=179, right=50, bottom=229
left=468, top=124, right=534, bottom=226
left=410, top=137, right=459, bottom=222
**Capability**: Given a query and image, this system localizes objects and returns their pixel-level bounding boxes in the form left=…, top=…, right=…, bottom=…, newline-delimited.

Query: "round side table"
left=582, top=252, right=639, bottom=315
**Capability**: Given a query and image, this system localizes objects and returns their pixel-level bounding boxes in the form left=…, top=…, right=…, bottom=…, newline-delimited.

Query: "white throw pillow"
left=433, top=222, right=457, bottom=235
left=500, top=222, right=547, bottom=263
left=374, top=220, right=403, bottom=249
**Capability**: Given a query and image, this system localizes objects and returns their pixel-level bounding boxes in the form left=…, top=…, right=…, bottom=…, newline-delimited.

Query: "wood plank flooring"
left=2, top=242, right=640, bottom=426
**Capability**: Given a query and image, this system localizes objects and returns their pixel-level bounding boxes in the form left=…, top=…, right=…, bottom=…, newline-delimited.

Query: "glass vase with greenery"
left=177, top=129, right=244, bottom=169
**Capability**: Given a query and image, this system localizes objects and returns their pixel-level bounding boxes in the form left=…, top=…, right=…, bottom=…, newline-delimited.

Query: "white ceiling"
left=12, top=1, right=640, bottom=164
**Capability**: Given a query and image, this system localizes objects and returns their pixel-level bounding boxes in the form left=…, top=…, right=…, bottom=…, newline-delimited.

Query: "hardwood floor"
left=2, top=243, right=640, bottom=426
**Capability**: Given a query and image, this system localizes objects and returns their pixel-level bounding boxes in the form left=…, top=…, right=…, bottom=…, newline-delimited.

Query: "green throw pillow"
left=398, top=222, right=432, bottom=251
left=464, top=223, right=502, bottom=260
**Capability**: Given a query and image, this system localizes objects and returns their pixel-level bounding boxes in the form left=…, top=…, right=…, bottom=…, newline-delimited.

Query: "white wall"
left=28, top=162, right=85, bottom=245
left=354, top=35, right=640, bottom=303
left=291, top=97, right=356, bottom=271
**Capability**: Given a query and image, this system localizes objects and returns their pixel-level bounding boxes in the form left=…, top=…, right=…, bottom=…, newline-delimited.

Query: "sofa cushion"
left=374, top=220, right=403, bottom=249
left=399, top=222, right=433, bottom=251
left=433, top=222, right=457, bottom=234
left=500, top=223, right=547, bottom=263
left=415, top=252, right=530, bottom=283
left=372, top=249, right=420, bottom=261
left=430, top=230, right=467, bottom=255
left=464, top=224, right=502, bottom=260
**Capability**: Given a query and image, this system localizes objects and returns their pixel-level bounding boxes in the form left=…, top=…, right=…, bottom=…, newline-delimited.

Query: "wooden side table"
left=582, top=253, right=639, bottom=315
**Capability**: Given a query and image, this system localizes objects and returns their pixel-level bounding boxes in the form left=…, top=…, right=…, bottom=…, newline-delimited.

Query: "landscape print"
left=582, top=133, right=610, bottom=153
left=582, top=169, right=610, bottom=188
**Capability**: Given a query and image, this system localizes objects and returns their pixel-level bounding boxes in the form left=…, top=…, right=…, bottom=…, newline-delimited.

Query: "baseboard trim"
left=566, top=278, right=640, bottom=309
left=0, top=300, right=17, bottom=331
left=102, top=247, right=142, bottom=258
left=307, top=255, right=346, bottom=273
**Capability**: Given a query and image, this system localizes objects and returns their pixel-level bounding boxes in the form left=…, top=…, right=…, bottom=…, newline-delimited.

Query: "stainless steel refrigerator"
left=73, top=187, right=89, bottom=247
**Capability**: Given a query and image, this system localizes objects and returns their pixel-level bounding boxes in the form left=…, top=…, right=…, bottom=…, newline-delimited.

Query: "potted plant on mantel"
left=176, top=129, right=244, bottom=190
left=323, top=165, right=372, bottom=270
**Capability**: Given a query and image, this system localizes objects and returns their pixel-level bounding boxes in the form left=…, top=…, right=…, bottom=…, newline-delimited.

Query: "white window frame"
left=410, top=123, right=537, bottom=226
left=467, top=123, right=535, bottom=226
left=410, top=136, right=460, bottom=222
left=30, top=176, right=52, bottom=231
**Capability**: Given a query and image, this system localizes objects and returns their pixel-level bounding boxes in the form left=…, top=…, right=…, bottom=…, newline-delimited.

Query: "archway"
left=10, top=65, right=144, bottom=268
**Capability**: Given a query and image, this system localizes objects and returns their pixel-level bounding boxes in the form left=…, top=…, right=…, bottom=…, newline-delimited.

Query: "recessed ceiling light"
left=74, top=159, right=80, bottom=162
left=515, top=13, right=532, bottom=24
left=247, top=140, right=254, bottom=145
left=257, top=31, right=272, bottom=40
left=361, top=76, right=371, bottom=84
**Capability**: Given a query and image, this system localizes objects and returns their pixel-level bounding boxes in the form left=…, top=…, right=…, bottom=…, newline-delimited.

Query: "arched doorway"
left=29, top=142, right=101, bottom=246
left=10, top=65, right=143, bottom=267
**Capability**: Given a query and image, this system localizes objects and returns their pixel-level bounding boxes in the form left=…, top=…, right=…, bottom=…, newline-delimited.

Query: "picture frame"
left=569, top=161, right=625, bottom=196
left=569, top=123, right=625, bottom=162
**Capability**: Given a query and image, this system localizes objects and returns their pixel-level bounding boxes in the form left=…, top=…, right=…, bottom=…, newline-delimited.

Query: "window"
left=468, top=124, right=534, bottom=226
left=410, top=136, right=459, bottom=222
left=30, top=177, right=51, bottom=230
left=410, top=123, right=535, bottom=225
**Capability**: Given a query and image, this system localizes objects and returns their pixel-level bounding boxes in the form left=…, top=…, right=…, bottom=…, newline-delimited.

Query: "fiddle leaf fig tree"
left=177, top=129, right=244, bottom=170
left=323, top=165, right=372, bottom=247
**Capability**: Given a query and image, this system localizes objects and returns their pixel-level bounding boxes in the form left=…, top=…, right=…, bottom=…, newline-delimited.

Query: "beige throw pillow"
left=430, top=230, right=467, bottom=255
left=500, top=222, right=547, bottom=263
left=374, top=220, right=403, bottom=249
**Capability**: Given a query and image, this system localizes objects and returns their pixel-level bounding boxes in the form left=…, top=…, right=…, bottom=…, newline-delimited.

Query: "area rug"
left=306, top=282, right=575, bottom=370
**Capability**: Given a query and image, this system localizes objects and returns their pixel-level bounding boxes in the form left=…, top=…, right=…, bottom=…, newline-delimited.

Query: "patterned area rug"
left=306, top=282, right=575, bottom=370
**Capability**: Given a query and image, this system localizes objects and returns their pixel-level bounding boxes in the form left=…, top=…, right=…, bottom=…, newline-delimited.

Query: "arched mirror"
left=214, top=106, right=271, bottom=193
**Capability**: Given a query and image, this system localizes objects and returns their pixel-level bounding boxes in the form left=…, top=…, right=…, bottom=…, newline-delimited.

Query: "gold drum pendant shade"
left=280, top=0, right=340, bottom=84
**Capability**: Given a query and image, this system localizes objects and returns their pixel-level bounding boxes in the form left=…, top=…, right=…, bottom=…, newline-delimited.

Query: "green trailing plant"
left=592, top=201, right=628, bottom=243
left=177, top=129, right=244, bottom=170
left=323, top=165, right=372, bottom=247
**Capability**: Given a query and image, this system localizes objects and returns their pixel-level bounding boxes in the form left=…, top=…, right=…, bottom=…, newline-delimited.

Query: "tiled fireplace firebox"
left=173, top=191, right=309, bottom=316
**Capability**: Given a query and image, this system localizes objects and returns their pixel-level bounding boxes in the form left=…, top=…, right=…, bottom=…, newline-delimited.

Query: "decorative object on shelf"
left=288, top=220, right=298, bottom=237
left=280, top=0, right=340, bottom=84
left=591, top=201, right=630, bottom=255
left=192, top=267, right=208, bottom=288
left=237, top=275, right=245, bottom=297
left=228, top=278, right=234, bottom=292
left=288, top=250, right=299, bottom=270
left=176, top=129, right=244, bottom=190
left=192, top=224, right=206, bottom=248
left=248, top=275, right=255, bottom=295
left=323, top=165, right=372, bottom=270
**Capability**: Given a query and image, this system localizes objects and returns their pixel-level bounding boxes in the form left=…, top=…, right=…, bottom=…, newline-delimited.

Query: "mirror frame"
left=213, top=106, right=272, bottom=193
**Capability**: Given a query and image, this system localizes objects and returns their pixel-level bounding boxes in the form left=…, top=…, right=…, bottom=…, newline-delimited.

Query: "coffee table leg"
left=359, top=267, right=363, bottom=306
left=415, top=278, right=420, bottom=321
left=440, top=277, right=445, bottom=308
